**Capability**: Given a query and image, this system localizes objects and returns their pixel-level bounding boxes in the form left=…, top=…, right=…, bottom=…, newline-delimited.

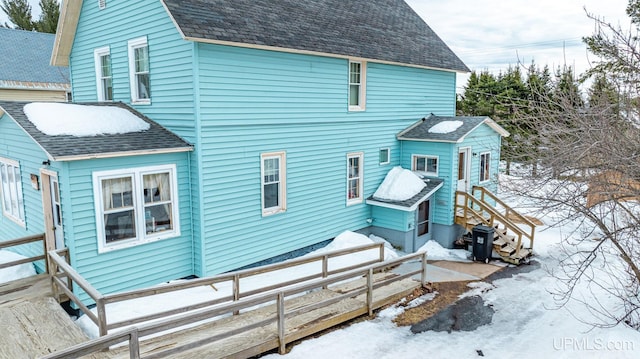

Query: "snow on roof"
left=373, top=166, right=426, bottom=201
left=23, top=102, right=150, bottom=136
left=428, top=120, right=463, bottom=134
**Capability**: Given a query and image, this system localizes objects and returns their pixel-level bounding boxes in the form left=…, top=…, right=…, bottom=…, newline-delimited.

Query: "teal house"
left=0, top=0, right=508, bottom=302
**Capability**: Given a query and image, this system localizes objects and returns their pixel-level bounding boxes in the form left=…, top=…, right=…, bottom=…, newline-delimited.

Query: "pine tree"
left=1, top=0, right=35, bottom=31
left=34, top=0, right=59, bottom=33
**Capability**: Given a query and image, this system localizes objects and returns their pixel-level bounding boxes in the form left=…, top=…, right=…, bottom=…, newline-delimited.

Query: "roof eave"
left=51, top=146, right=194, bottom=162
left=397, top=137, right=458, bottom=143
left=51, top=0, right=82, bottom=66
left=181, top=36, right=467, bottom=73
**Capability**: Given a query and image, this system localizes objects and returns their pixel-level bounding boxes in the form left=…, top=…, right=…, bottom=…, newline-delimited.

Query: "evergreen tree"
left=34, top=0, right=58, bottom=33
left=1, top=0, right=59, bottom=33
left=1, top=0, right=34, bottom=30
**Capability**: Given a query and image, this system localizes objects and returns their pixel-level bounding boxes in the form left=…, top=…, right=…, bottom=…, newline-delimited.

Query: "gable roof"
left=52, top=0, right=469, bottom=73
left=397, top=114, right=509, bottom=143
left=0, top=101, right=193, bottom=161
left=366, top=177, right=444, bottom=212
left=0, top=28, right=70, bottom=91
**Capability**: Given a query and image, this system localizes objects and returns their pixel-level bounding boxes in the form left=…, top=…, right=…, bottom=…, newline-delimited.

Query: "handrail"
left=47, top=250, right=108, bottom=336
left=0, top=233, right=47, bottom=272
left=472, top=186, right=536, bottom=243
left=48, top=242, right=384, bottom=337
left=456, top=191, right=528, bottom=256
left=38, top=251, right=427, bottom=359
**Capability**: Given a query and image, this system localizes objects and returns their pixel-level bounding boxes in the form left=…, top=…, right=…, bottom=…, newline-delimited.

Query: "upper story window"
left=479, top=152, right=491, bottom=182
left=347, top=152, right=364, bottom=205
left=349, top=61, right=366, bottom=111
left=128, top=37, right=151, bottom=104
left=93, top=165, right=179, bottom=252
left=0, top=157, right=25, bottom=226
left=94, top=46, right=113, bottom=101
left=413, top=155, right=438, bottom=177
left=261, top=152, right=286, bottom=216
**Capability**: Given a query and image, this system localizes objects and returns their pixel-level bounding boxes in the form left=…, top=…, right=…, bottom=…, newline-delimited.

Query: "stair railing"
left=472, top=186, right=536, bottom=248
left=455, top=191, right=527, bottom=257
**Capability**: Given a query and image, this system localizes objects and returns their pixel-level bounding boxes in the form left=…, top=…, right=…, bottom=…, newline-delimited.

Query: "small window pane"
left=427, top=158, right=437, bottom=173
left=263, top=182, right=279, bottom=208
left=105, top=210, right=136, bottom=242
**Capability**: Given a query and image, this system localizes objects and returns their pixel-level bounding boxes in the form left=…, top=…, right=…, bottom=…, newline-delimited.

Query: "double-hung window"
left=94, top=165, right=179, bottom=252
left=479, top=152, right=491, bottom=182
left=413, top=155, right=438, bottom=177
left=347, top=152, right=363, bottom=204
left=0, top=157, right=25, bottom=226
left=349, top=61, right=366, bottom=111
left=128, top=37, right=151, bottom=104
left=261, top=152, right=286, bottom=215
left=94, top=46, right=113, bottom=101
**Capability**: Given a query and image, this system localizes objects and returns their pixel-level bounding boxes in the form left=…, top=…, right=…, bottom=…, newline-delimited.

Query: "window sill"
left=131, top=99, right=151, bottom=105
left=98, top=231, right=178, bottom=253
left=346, top=198, right=363, bottom=206
left=262, top=208, right=286, bottom=217
left=3, top=213, right=26, bottom=228
left=348, top=106, right=366, bottom=112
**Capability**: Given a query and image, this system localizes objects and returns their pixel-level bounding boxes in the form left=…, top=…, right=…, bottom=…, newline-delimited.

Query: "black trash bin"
left=472, top=225, right=494, bottom=263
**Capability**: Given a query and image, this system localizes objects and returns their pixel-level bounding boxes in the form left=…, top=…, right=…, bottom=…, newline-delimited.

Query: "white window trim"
left=348, top=60, right=366, bottom=111
left=379, top=148, right=390, bottom=165
left=94, top=46, right=112, bottom=102
left=128, top=36, right=151, bottom=105
left=0, top=157, right=25, bottom=227
left=479, top=152, right=491, bottom=183
left=260, top=151, right=287, bottom=216
left=93, top=164, right=180, bottom=253
left=412, top=155, right=439, bottom=177
left=347, top=152, right=364, bottom=205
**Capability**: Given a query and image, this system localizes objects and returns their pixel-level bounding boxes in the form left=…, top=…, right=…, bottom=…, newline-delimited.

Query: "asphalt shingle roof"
left=397, top=114, right=505, bottom=143
left=162, top=0, right=469, bottom=72
left=367, top=177, right=444, bottom=210
left=0, top=101, right=193, bottom=161
left=0, top=28, right=69, bottom=85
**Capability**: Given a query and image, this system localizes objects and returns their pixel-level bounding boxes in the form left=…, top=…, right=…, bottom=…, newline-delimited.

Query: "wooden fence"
left=40, top=250, right=427, bottom=359
left=47, top=242, right=386, bottom=337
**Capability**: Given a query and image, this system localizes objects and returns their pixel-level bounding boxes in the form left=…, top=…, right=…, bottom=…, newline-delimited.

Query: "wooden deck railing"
left=39, top=250, right=427, bottom=359
left=0, top=233, right=48, bottom=272
left=455, top=191, right=530, bottom=256
left=48, top=242, right=385, bottom=337
left=472, top=186, right=536, bottom=246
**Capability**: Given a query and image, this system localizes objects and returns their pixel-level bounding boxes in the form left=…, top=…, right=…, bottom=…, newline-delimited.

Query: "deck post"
left=97, top=298, right=108, bottom=337
left=233, top=274, right=240, bottom=315
left=378, top=244, right=384, bottom=262
left=366, top=268, right=373, bottom=316
left=129, top=329, right=140, bottom=359
left=277, top=292, right=286, bottom=354
left=322, top=255, right=328, bottom=289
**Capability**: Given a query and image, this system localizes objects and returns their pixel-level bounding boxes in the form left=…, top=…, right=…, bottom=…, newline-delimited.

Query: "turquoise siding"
left=400, top=140, right=456, bottom=225
left=0, top=114, right=50, bottom=269
left=62, top=153, right=193, bottom=303
left=195, top=43, right=457, bottom=274
left=458, top=123, right=502, bottom=193
left=371, top=206, right=413, bottom=232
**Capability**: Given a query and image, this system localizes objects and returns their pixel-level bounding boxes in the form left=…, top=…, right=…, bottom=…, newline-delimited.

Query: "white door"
left=50, top=176, right=64, bottom=249
left=457, top=147, right=471, bottom=192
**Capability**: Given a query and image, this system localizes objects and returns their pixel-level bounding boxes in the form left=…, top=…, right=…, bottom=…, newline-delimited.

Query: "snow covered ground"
left=3, top=172, right=639, bottom=357
left=0, top=250, right=36, bottom=284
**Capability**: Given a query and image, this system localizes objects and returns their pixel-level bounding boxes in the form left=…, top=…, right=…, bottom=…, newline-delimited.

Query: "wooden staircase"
left=455, top=186, right=536, bottom=265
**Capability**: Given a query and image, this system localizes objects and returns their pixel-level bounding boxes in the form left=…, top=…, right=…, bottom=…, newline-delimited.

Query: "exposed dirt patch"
left=394, top=280, right=474, bottom=326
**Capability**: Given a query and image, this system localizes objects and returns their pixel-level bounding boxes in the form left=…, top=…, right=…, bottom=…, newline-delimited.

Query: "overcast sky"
left=405, top=0, right=631, bottom=89
left=2, top=0, right=632, bottom=89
